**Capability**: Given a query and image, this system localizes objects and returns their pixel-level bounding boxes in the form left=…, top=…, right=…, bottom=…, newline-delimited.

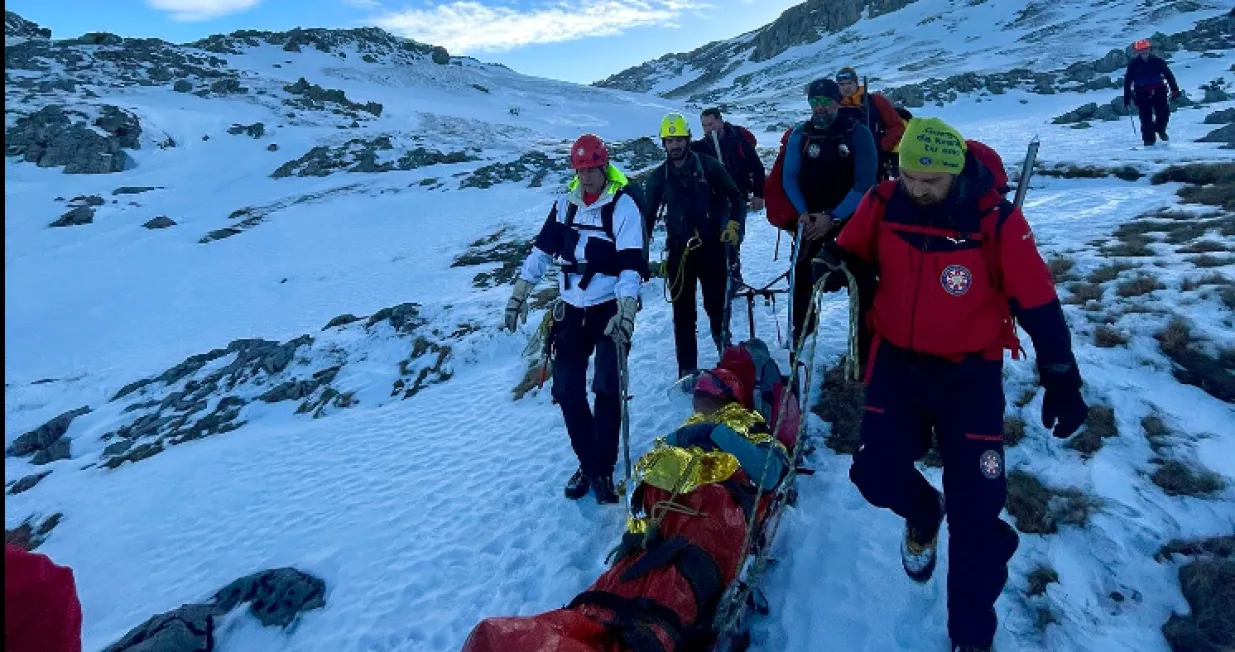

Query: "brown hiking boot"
left=901, top=494, right=944, bottom=583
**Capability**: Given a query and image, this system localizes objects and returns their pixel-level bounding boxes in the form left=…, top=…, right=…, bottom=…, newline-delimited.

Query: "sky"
left=6, top=0, right=802, bottom=84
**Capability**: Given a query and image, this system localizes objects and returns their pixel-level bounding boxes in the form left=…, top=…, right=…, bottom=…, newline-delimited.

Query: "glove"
left=605, top=297, right=638, bottom=346
left=720, top=221, right=742, bottom=245
left=504, top=278, right=534, bottom=331
left=1040, top=365, right=1087, bottom=439
left=1170, top=90, right=1182, bottom=101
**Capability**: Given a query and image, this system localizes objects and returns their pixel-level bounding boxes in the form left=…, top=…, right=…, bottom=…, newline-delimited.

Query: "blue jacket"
left=782, top=119, right=877, bottom=222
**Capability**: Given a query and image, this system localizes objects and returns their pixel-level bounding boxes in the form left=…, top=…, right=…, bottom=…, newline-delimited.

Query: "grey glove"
left=605, top=297, right=638, bottom=346
left=504, top=278, right=534, bottom=331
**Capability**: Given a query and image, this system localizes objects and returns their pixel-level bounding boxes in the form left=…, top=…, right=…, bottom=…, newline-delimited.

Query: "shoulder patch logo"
left=807, top=143, right=822, bottom=158
left=980, top=449, right=1003, bottom=479
left=941, top=264, right=973, bottom=296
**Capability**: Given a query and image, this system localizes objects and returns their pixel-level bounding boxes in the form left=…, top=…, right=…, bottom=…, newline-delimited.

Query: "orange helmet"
left=570, top=134, right=608, bottom=170
left=1133, top=39, right=1151, bottom=51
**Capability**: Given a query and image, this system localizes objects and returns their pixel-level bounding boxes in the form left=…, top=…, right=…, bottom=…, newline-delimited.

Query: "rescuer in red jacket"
left=5, top=543, right=83, bottom=652
left=815, top=118, right=1088, bottom=652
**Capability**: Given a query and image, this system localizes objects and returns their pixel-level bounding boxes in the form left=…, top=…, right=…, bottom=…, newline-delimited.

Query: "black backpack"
left=561, top=186, right=654, bottom=280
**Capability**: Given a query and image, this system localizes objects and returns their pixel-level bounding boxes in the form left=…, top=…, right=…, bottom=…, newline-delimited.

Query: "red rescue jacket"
left=5, top=544, right=83, bottom=652
left=837, top=153, right=1058, bottom=361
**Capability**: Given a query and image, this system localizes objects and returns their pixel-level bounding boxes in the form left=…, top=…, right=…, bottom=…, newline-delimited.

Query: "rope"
left=840, top=265, right=861, bottom=382
left=663, top=231, right=703, bottom=304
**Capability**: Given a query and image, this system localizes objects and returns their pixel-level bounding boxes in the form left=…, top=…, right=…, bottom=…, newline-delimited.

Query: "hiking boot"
left=953, top=645, right=992, bottom=652
left=901, top=494, right=944, bottom=583
left=1158, top=130, right=1170, bottom=141
left=591, top=475, right=619, bottom=505
left=564, top=468, right=590, bottom=500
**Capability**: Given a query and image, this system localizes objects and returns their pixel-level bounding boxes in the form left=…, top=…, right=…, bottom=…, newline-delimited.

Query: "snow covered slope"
left=6, top=7, right=1235, bottom=652
left=595, top=0, right=1232, bottom=106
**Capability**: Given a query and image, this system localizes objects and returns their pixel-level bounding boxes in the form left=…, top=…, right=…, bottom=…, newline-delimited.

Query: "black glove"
left=1040, top=364, right=1087, bottom=439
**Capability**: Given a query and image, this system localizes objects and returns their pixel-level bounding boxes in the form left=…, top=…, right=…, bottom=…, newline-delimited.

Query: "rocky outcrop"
left=7, top=471, right=52, bottom=495
left=189, top=26, right=441, bottom=66
left=271, top=136, right=474, bottom=178
left=6, top=407, right=90, bottom=465
left=5, top=11, right=51, bottom=39
left=282, top=77, right=382, bottom=118
left=750, top=0, right=918, bottom=63
left=50, top=206, right=95, bottom=227
left=102, top=568, right=326, bottom=652
left=5, top=104, right=140, bottom=173
left=226, top=122, right=265, bottom=139
left=460, top=151, right=566, bottom=189
left=143, top=216, right=177, bottom=229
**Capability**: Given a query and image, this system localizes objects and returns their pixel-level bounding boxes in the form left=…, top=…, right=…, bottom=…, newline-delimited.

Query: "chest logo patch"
left=807, top=143, right=821, bottom=158
left=941, top=264, right=973, bottom=296
left=980, top=449, right=1003, bottom=479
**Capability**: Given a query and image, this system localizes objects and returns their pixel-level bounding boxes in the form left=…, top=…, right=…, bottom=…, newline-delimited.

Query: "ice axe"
left=615, top=339, right=634, bottom=513
left=1013, top=136, right=1040, bottom=211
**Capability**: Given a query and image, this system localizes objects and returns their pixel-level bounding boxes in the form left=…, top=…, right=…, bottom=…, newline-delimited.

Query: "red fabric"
left=837, top=182, right=1055, bottom=360
left=732, top=125, right=758, bottom=159
left=462, top=481, right=764, bottom=652
left=5, top=544, right=83, bottom=652
left=763, top=128, right=798, bottom=231
left=694, top=369, right=746, bottom=406
left=770, top=384, right=801, bottom=451
left=582, top=191, right=601, bottom=206
left=870, top=94, right=906, bottom=152
left=965, top=140, right=1009, bottom=193
left=571, top=134, right=609, bottom=170
left=717, top=347, right=756, bottom=408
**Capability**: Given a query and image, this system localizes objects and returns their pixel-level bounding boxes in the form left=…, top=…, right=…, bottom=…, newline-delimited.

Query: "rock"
left=101, top=603, right=218, bottom=652
left=1052, top=102, right=1099, bottom=125
left=50, top=206, right=94, bottom=227
left=173, top=80, right=193, bottom=92
left=1065, top=61, right=1097, bottom=82
left=267, top=143, right=278, bottom=152
left=210, top=78, right=245, bottom=95
left=143, top=216, right=177, bottom=229
left=366, top=302, right=424, bottom=334
left=5, top=105, right=138, bottom=174
left=227, top=122, right=265, bottom=139
left=430, top=45, right=450, bottom=65
left=6, top=11, right=52, bottom=39
left=7, top=472, right=51, bottom=495
left=1203, top=87, right=1231, bottom=104
left=1205, top=108, right=1235, bottom=124
left=8, top=407, right=90, bottom=457
left=31, top=438, right=71, bottom=465
left=113, top=186, right=158, bottom=195
left=1094, top=48, right=1130, bottom=74
left=322, top=313, right=360, bottom=329
left=71, top=194, right=105, bottom=206
left=1198, top=123, right=1235, bottom=145
left=212, top=568, right=326, bottom=627
left=1070, top=121, right=1093, bottom=129
left=102, top=440, right=133, bottom=457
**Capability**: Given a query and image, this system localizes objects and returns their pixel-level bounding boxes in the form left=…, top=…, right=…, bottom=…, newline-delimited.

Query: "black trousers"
left=668, top=239, right=729, bottom=375
left=1135, top=86, right=1171, bottom=145
left=550, top=301, right=620, bottom=479
left=849, top=341, right=1019, bottom=648
left=792, top=235, right=876, bottom=368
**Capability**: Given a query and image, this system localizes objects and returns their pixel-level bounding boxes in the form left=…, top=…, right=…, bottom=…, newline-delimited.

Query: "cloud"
left=373, top=0, right=709, bottom=53
left=146, top=0, right=263, bottom=21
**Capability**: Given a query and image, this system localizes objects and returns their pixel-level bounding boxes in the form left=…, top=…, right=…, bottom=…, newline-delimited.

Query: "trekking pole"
left=710, top=129, right=726, bottom=169
left=616, top=340, right=634, bottom=513
left=785, top=219, right=805, bottom=350
left=1013, top=136, right=1040, bottom=211
left=1129, top=111, right=1138, bottom=140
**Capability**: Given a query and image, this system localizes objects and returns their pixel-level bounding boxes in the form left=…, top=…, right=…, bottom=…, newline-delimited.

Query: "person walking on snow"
left=6, top=544, right=83, bottom=652
left=815, top=118, right=1090, bottom=652
left=645, top=113, right=748, bottom=380
left=782, top=78, right=878, bottom=348
left=692, top=107, right=767, bottom=213
left=504, top=134, right=645, bottom=504
left=835, top=66, right=907, bottom=181
left=1124, top=39, right=1181, bottom=147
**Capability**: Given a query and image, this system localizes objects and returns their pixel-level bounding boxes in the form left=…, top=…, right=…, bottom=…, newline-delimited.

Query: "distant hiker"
left=781, top=78, right=878, bottom=348
left=836, top=66, right=907, bottom=180
left=692, top=108, right=767, bottom=213
left=645, top=113, right=748, bottom=380
left=814, top=118, right=1089, bottom=652
left=1124, top=39, right=1181, bottom=147
left=504, top=133, right=645, bottom=504
left=5, top=544, right=83, bottom=652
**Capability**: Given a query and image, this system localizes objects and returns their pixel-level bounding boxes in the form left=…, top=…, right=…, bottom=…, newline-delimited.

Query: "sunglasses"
left=808, top=96, right=837, bottom=109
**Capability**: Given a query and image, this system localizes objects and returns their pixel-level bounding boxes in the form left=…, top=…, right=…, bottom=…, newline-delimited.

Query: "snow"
left=5, top=7, right=1235, bottom=652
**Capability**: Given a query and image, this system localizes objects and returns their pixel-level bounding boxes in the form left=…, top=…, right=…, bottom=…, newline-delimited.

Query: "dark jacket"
left=645, top=151, right=746, bottom=247
left=1124, top=55, right=1179, bottom=101
left=690, top=123, right=767, bottom=199
left=782, top=114, right=877, bottom=220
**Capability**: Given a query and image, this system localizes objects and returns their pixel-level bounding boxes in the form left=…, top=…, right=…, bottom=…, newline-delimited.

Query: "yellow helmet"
left=659, top=113, right=691, bottom=139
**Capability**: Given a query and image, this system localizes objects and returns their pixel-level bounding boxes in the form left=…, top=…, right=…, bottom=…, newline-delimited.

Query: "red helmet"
left=570, top=134, right=608, bottom=170
left=693, top=369, right=744, bottom=404
left=1133, top=39, right=1151, bottom=51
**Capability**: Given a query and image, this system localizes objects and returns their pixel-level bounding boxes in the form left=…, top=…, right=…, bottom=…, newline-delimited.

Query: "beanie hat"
left=807, top=78, right=842, bottom=102
left=898, top=117, right=967, bottom=175
left=693, top=369, right=743, bottom=404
